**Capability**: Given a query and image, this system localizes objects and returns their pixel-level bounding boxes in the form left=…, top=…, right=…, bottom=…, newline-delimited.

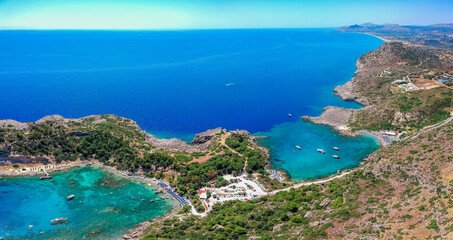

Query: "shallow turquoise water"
left=257, top=121, right=380, bottom=181
left=0, top=167, right=174, bottom=240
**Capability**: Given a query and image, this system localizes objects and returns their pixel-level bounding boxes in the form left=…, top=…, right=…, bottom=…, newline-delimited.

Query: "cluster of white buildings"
left=393, top=77, right=420, bottom=92
left=198, top=175, right=268, bottom=210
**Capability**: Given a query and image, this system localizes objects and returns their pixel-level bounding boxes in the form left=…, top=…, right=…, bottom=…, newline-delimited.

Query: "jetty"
left=157, top=182, right=191, bottom=207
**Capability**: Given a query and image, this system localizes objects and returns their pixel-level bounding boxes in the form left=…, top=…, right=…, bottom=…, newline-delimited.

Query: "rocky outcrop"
left=35, top=115, right=67, bottom=125
left=304, top=211, right=314, bottom=219
left=0, top=119, right=29, bottom=131
left=35, top=114, right=114, bottom=127
left=333, top=81, right=369, bottom=106
left=301, top=106, right=353, bottom=133
left=144, top=127, right=224, bottom=153
left=193, top=127, right=222, bottom=144
left=319, top=198, right=331, bottom=207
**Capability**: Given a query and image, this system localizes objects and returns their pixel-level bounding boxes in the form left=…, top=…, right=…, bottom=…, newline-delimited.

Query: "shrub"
left=426, top=220, right=439, bottom=230
left=291, top=216, right=303, bottom=224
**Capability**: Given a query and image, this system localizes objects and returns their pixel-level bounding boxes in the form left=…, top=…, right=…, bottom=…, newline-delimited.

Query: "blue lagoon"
left=0, top=167, right=174, bottom=239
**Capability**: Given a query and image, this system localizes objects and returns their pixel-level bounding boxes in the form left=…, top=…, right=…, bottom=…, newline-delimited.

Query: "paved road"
left=410, top=117, right=453, bottom=140
left=269, top=169, right=358, bottom=195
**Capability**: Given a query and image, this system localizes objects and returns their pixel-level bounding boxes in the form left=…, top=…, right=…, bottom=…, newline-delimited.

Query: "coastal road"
left=410, top=116, right=453, bottom=140
left=269, top=169, right=358, bottom=195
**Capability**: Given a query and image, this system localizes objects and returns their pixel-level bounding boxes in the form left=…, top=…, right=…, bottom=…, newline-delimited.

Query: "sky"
left=0, top=0, right=452, bottom=29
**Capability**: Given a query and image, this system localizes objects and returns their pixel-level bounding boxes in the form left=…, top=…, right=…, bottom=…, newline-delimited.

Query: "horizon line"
left=1, top=22, right=451, bottom=31
left=0, top=27, right=338, bottom=31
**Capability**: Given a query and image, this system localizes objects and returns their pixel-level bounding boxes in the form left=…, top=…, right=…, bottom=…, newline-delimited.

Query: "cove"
left=0, top=29, right=383, bottom=180
left=0, top=167, right=174, bottom=239
left=257, top=121, right=380, bottom=181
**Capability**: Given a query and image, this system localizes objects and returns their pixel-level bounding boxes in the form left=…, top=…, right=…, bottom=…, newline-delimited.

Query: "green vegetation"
left=225, top=133, right=267, bottom=173
left=143, top=171, right=396, bottom=239
left=426, top=220, right=439, bottom=231
left=0, top=119, right=267, bottom=198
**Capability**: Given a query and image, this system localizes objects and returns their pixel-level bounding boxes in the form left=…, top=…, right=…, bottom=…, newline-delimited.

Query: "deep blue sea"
left=0, top=29, right=383, bottom=178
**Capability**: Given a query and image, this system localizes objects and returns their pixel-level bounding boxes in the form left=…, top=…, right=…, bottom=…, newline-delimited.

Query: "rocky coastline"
left=301, top=41, right=397, bottom=145
left=301, top=44, right=372, bottom=133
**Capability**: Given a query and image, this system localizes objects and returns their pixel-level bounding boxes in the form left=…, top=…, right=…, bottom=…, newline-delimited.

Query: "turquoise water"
left=257, top=122, right=380, bottom=181
left=0, top=167, right=174, bottom=239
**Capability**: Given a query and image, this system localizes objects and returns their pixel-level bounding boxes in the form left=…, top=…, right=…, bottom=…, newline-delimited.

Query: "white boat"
left=296, top=145, right=302, bottom=150
left=332, top=155, right=340, bottom=159
left=66, top=195, right=75, bottom=200
left=317, top=149, right=325, bottom=154
left=51, top=218, right=67, bottom=225
left=288, top=113, right=292, bottom=117
left=333, top=147, right=340, bottom=151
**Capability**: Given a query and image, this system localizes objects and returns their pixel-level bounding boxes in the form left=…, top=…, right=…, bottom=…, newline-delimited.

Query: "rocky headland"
left=302, top=40, right=453, bottom=143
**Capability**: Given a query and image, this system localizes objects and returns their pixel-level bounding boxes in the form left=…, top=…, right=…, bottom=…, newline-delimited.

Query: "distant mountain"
left=428, top=23, right=453, bottom=28
left=360, top=22, right=379, bottom=27
left=338, top=23, right=453, bottom=49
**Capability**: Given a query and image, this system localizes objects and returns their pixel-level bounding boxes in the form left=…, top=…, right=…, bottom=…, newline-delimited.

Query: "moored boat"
left=67, top=195, right=75, bottom=200
left=332, top=155, right=340, bottom=159
left=40, top=175, right=52, bottom=180
left=288, top=113, right=292, bottom=117
left=50, top=218, right=67, bottom=225
left=296, top=145, right=301, bottom=150
left=333, top=147, right=340, bottom=151
left=317, top=149, right=325, bottom=154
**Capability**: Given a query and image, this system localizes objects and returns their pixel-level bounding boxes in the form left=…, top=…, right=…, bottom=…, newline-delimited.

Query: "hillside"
left=140, top=118, right=453, bottom=239
left=0, top=114, right=270, bottom=202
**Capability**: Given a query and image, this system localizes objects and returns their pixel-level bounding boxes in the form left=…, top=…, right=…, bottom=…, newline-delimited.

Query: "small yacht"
left=332, top=155, right=340, bottom=159
left=66, top=195, right=75, bottom=200
left=40, top=175, right=51, bottom=180
left=50, top=218, right=67, bottom=225
left=288, top=113, right=292, bottom=117
left=333, top=147, right=340, bottom=151
left=296, top=145, right=302, bottom=150
left=317, top=149, right=325, bottom=154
